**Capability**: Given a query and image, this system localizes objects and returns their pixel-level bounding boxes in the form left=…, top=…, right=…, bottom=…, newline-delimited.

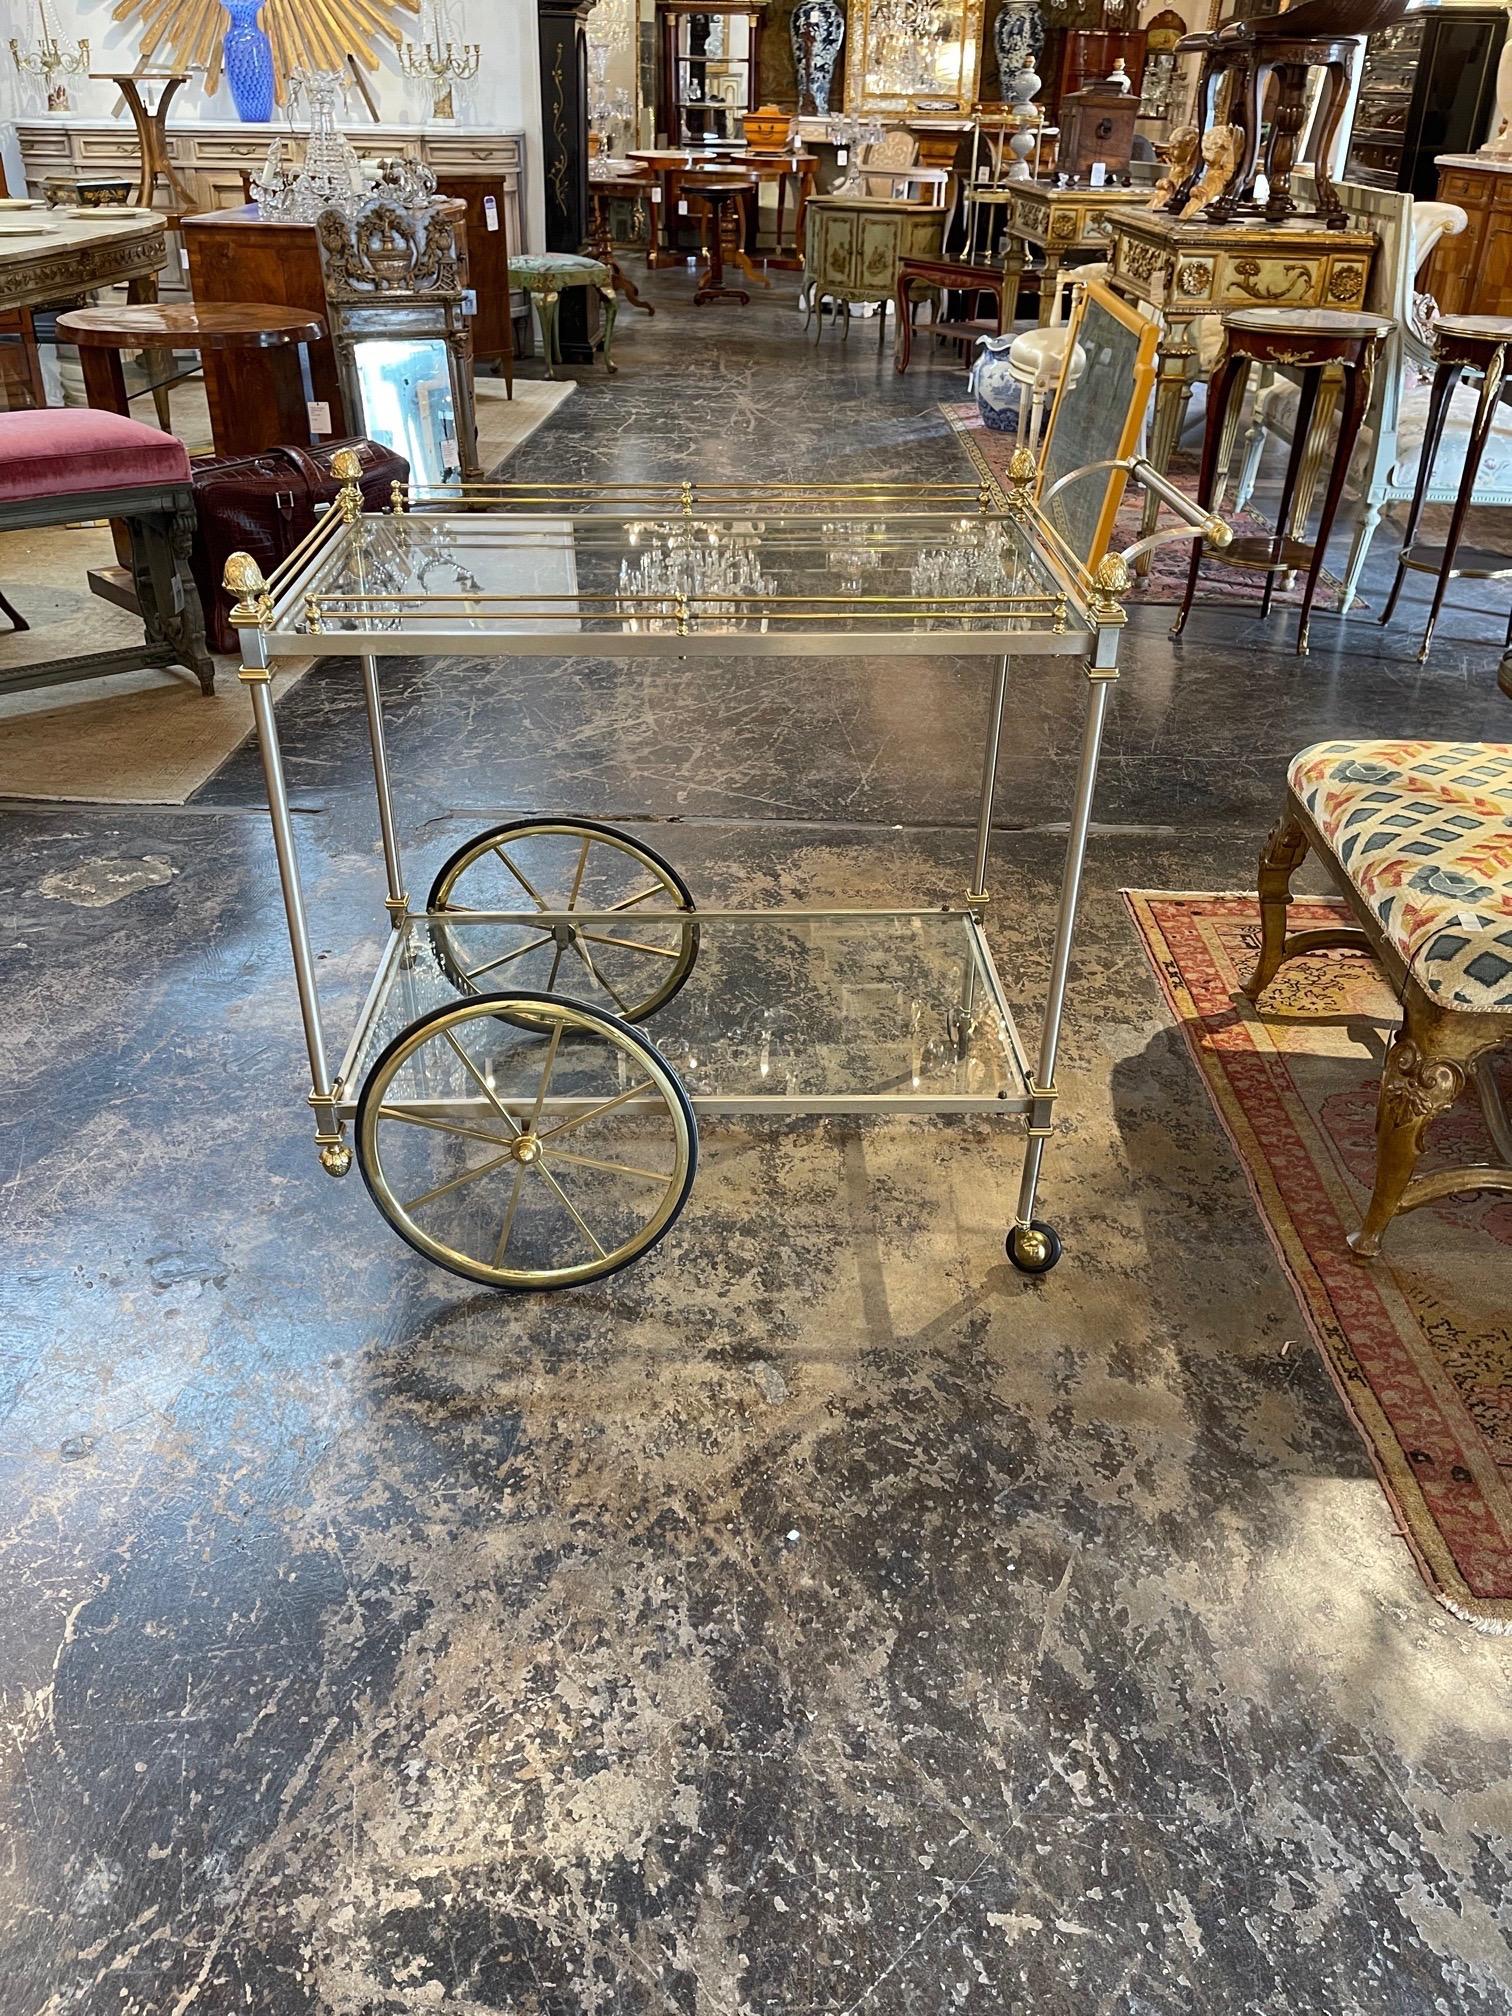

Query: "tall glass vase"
left=223, top=0, right=275, bottom=123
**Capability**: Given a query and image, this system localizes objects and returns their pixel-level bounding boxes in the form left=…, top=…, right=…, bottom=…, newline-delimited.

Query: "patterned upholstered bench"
left=0, top=407, right=213, bottom=696
left=1245, top=740, right=1512, bottom=1254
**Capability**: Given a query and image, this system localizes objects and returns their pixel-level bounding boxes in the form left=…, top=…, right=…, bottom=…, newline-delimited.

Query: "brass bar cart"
left=226, top=454, right=1208, bottom=1291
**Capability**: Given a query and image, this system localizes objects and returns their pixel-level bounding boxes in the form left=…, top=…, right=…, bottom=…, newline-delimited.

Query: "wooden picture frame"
left=1034, top=277, right=1160, bottom=579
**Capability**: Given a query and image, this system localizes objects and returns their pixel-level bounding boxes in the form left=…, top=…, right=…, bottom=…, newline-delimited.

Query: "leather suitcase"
left=190, top=436, right=409, bottom=654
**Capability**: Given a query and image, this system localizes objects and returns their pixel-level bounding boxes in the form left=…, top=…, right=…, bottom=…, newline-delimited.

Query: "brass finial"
left=222, top=550, right=273, bottom=628
left=1005, top=445, right=1038, bottom=512
left=1204, top=515, right=1234, bottom=550
left=390, top=477, right=408, bottom=514
left=1089, top=552, right=1133, bottom=623
left=331, top=446, right=364, bottom=522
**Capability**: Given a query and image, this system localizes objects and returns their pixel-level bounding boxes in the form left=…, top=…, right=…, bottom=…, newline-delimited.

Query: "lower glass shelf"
left=336, top=908, right=1034, bottom=1118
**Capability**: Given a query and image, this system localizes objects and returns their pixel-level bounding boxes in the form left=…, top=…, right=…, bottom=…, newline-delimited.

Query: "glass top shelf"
left=339, top=908, right=1032, bottom=1115
left=258, top=483, right=1092, bottom=659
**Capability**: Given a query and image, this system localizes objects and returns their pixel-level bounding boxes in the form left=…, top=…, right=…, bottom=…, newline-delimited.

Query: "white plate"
left=0, top=198, right=44, bottom=210
left=0, top=218, right=60, bottom=236
left=64, top=206, right=155, bottom=220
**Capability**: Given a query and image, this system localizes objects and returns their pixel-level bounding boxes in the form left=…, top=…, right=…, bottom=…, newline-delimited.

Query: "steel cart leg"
left=241, top=660, right=351, bottom=1177
left=1008, top=656, right=1116, bottom=1274
left=361, top=651, right=407, bottom=925
left=955, top=651, right=1012, bottom=1052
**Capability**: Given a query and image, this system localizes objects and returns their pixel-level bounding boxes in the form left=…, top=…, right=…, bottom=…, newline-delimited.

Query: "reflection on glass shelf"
left=350, top=337, right=461, bottom=490
left=345, top=910, right=1031, bottom=1110
left=284, top=504, right=1083, bottom=647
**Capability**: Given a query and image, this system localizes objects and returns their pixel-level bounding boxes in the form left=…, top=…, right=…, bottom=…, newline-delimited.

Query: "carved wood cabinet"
left=1424, top=156, right=1512, bottom=318
left=802, top=195, right=945, bottom=314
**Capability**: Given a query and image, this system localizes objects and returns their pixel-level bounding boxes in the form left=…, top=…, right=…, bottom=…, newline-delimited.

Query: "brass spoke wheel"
left=427, top=818, right=699, bottom=1025
left=356, top=993, right=697, bottom=1291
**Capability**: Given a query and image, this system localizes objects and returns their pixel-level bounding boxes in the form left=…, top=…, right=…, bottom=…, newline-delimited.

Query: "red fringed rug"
left=942, top=401, right=1363, bottom=611
left=1126, top=891, right=1512, bottom=1630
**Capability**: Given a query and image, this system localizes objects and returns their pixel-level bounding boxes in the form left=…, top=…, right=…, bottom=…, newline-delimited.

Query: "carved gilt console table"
left=999, top=183, right=1150, bottom=326
left=1104, top=209, right=1377, bottom=533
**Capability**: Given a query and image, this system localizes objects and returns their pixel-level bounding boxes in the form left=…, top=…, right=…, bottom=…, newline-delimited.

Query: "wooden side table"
left=89, top=72, right=196, bottom=214
left=1105, top=208, right=1378, bottom=550
left=1380, top=312, right=1512, bottom=663
left=683, top=172, right=769, bottom=306
left=1171, top=306, right=1391, bottom=655
left=586, top=166, right=656, bottom=316
left=56, top=301, right=326, bottom=452
left=894, top=256, right=1007, bottom=374
left=1001, top=182, right=1150, bottom=327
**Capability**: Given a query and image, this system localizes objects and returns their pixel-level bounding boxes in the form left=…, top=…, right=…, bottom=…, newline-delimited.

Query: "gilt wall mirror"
left=843, top=0, right=986, bottom=116
left=316, top=175, right=481, bottom=493
left=1034, top=278, right=1159, bottom=578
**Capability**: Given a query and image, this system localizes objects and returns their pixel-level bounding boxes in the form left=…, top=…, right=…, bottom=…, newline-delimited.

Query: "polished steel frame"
left=231, top=468, right=1212, bottom=1262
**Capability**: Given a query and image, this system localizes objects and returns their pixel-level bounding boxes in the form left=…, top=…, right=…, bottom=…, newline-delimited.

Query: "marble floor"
left=3, top=268, right=1511, bottom=2016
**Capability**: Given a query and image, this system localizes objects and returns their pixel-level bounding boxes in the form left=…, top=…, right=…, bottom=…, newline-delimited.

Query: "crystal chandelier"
left=251, top=69, right=374, bottom=223
left=868, top=0, right=947, bottom=99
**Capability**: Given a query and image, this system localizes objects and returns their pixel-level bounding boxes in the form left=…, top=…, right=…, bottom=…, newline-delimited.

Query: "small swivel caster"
left=1006, top=1220, right=1062, bottom=1275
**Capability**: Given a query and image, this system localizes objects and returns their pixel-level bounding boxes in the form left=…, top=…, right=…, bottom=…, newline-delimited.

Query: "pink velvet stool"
left=0, top=407, right=213, bottom=696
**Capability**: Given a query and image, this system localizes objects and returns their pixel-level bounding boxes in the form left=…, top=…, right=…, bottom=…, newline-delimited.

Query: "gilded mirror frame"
left=1033, top=278, right=1160, bottom=581
left=843, top=0, right=986, bottom=117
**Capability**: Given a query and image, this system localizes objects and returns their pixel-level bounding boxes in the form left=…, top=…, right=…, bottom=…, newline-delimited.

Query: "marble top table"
left=0, top=209, right=168, bottom=314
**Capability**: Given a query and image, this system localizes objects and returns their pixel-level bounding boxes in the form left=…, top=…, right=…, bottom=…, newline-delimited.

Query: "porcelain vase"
left=223, top=0, right=275, bottom=124
left=791, top=0, right=845, bottom=118
left=969, top=333, right=1019, bottom=433
left=993, top=1, right=1042, bottom=97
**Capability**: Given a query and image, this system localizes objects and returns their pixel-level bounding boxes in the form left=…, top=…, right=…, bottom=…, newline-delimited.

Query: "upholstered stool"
left=0, top=407, right=214, bottom=696
left=1380, top=313, right=1512, bottom=664
left=1171, top=306, right=1391, bottom=654
left=506, top=254, right=618, bottom=378
left=1246, top=739, right=1512, bottom=1254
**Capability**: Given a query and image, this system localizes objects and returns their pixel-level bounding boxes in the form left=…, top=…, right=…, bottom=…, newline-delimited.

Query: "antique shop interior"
left=4, top=0, right=1512, bottom=2009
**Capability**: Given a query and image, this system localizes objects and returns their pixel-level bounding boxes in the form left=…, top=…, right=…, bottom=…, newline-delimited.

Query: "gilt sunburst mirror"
left=111, top=0, right=421, bottom=102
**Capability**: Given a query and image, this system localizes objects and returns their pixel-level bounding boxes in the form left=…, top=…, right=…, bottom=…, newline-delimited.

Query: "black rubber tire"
left=1006, top=1220, right=1063, bottom=1275
left=355, top=990, right=698, bottom=1292
left=426, top=816, right=699, bottom=1023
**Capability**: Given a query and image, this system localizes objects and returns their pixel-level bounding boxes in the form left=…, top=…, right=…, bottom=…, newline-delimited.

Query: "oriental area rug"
left=942, top=401, right=1359, bottom=610
left=1127, top=890, right=1512, bottom=1632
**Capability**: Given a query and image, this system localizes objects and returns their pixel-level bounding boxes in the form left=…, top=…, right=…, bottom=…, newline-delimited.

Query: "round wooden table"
left=56, top=301, right=327, bottom=457
left=627, top=148, right=817, bottom=269
left=683, top=178, right=758, bottom=306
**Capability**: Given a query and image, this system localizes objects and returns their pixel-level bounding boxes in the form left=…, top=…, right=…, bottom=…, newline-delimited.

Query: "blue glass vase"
left=223, top=0, right=275, bottom=124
